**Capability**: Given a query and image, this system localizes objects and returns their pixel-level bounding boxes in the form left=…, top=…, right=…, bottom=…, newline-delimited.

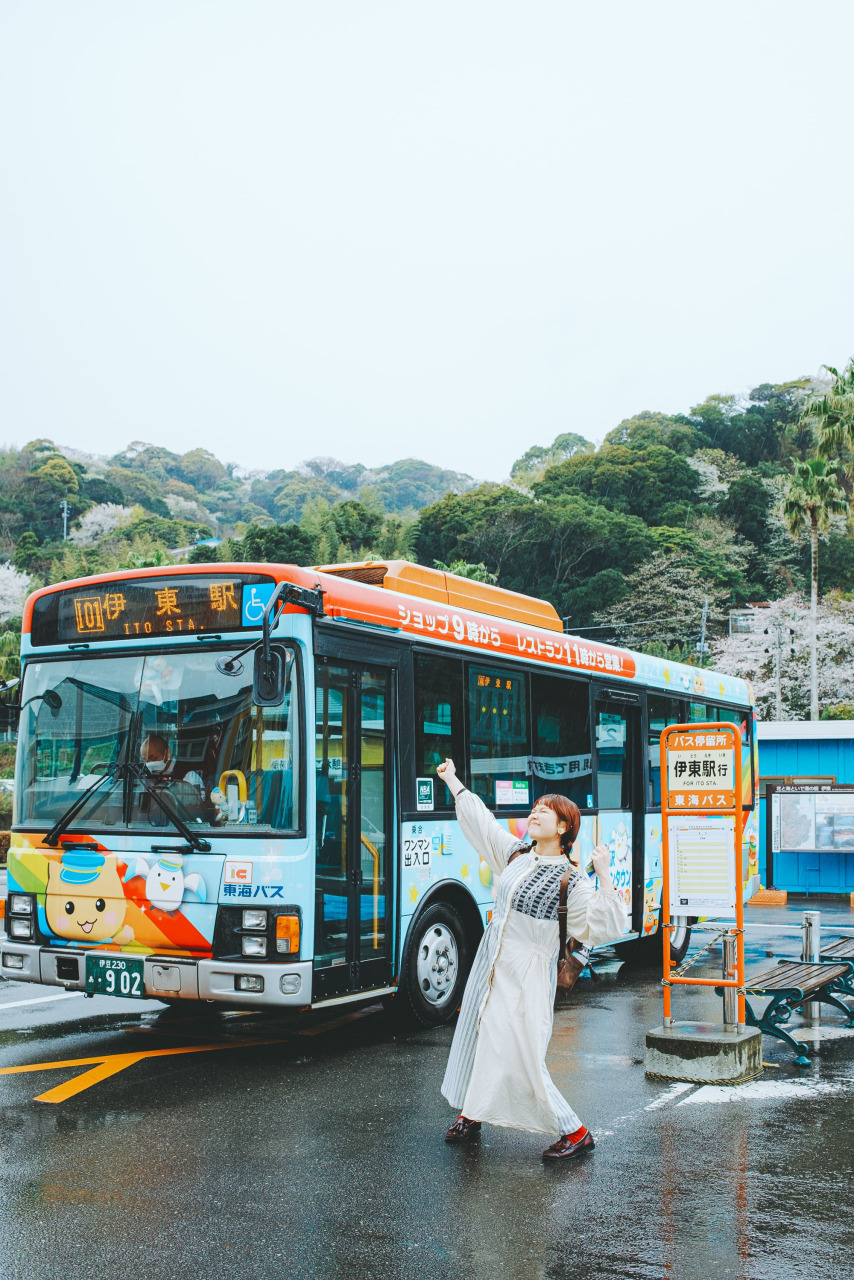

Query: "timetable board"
left=667, top=815, right=738, bottom=915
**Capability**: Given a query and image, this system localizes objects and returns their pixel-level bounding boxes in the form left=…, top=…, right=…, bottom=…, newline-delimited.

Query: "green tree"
left=510, top=432, right=594, bottom=487
left=13, top=531, right=39, bottom=572
left=782, top=458, right=848, bottom=719
left=433, top=560, right=498, bottom=583
left=235, top=522, right=316, bottom=564
left=178, top=448, right=230, bottom=492
left=808, top=359, right=854, bottom=462
left=603, top=411, right=708, bottom=455
left=532, top=445, right=699, bottom=525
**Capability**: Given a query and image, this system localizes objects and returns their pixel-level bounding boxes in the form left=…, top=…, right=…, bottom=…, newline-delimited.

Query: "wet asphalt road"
left=2, top=904, right=854, bottom=1280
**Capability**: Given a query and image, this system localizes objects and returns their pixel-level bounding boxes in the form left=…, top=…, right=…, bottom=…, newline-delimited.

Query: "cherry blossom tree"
left=712, top=594, right=854, bottom=720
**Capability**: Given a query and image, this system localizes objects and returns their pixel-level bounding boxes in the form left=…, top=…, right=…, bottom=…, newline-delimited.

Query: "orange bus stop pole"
left=660, top=727, right=673, bottom=1026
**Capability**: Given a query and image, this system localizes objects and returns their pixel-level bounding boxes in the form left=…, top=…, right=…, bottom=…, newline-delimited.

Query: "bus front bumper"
left=0, top=937, right=312, bottom=1008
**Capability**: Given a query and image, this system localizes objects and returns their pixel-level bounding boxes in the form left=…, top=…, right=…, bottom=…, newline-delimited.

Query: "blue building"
left=757, top=721, right=854, bottom=896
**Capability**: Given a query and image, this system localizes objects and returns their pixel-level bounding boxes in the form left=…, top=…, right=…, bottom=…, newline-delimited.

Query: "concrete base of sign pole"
left=645, top=1022, right=763, bottom=1085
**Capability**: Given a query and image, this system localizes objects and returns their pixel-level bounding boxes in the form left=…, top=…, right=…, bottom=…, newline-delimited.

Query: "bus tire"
left=396, top=901, right=470, bottom=1027
left=614, top=924, right=691, bottom=968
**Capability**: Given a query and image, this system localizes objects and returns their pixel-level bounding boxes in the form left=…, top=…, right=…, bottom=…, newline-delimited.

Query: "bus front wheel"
left=397, top=902, right=470, bottom=1027
left=614, top=923, right=691, bottom=967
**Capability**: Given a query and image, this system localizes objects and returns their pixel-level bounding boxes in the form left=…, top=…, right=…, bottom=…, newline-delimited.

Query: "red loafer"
left=445, top=1115, right=482, bottom=1143
left=542, top=1130, right=595, bottom=1161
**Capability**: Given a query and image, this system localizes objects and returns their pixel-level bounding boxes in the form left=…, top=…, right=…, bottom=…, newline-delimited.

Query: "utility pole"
left=764, top=622, right=796, bottom=720
left=60, top=499, right=69, bottom=541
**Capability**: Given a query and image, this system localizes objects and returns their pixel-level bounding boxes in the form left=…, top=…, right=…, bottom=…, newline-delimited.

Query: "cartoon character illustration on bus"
left=45, top=850, right=134, bottom=945
left=134, top=852, right=206, bottom=914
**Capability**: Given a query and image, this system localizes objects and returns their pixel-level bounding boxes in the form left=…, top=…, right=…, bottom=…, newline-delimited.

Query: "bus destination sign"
left=30, top=575, right=276, bottom=645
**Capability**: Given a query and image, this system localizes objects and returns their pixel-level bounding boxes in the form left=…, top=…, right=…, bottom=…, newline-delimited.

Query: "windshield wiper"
left=127, top=761, right=211, bottom=853
left=44, top=763, right=125, bottom=848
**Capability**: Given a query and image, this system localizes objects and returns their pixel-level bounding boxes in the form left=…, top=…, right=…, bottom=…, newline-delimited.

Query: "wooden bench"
left=741, top=960, right=854, bottom=1065
left=820, top=938, right=854, bottom=1000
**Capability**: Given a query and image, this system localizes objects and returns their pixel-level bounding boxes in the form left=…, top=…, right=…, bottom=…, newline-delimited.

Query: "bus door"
left=313, top=648, right=397, bottom=1000
left=593, top=691, right=644, bottom=936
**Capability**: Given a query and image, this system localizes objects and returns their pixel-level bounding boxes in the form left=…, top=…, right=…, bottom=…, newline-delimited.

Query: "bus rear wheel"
left=614, top=923, right=691, bottom=967
left=396, top=902, right=470, bottom=1027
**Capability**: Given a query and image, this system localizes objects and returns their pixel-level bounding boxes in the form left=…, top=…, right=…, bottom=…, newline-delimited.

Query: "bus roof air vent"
left=315, top=560, right=564, bottom=633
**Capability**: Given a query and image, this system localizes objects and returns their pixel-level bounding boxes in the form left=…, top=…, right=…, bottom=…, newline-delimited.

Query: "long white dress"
left=441, top=788, right=626, bottom=1136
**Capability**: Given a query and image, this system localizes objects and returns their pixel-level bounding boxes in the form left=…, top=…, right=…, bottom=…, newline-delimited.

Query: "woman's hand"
left=591, top=843, right=613, bottom=886
left=437, top=758, right=464, bottom=798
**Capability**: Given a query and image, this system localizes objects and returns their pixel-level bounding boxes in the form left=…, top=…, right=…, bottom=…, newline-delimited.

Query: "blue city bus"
left=0, top=560, right=757, bottom=1023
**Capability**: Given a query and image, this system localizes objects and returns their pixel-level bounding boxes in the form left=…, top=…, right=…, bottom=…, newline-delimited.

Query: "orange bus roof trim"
left=315, top=560, right=564, bottom=632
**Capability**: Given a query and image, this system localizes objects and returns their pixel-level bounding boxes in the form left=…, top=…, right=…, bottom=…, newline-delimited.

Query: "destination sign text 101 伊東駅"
left=30, top=576, right=277, bottom=644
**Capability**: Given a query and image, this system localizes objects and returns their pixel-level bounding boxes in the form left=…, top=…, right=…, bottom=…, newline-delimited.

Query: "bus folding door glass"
left=647, top=695, right=683, bottom=808
left=530, top=675, right=592, bottom=808
left=314, top=664, right=349, bottom=969
left=360, top=671, right=387, bottom=961
left=709, top=704, right=755, bottom=809
left=595, top=706, right=630, bottom=809
left=17, top=655, right=144, bottom=828
left=467, top=665, right=530, bottom=809
left=414, top=654, right=463, bottom=808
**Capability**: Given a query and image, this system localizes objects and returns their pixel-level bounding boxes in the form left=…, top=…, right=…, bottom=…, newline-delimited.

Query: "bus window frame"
left=642, top=693, right=687, bottom=814
left=641, top=694, right=755, bottom=814
left=591, top=685, right=642, bottom=815
left=462, top=658, right=532, bottom=814
left=14, top=640, right=308, bottom=842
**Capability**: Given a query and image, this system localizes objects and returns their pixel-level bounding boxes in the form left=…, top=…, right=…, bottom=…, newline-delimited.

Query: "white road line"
left=0, top=992, right=84, bottom=1012
left=644, top=1081, right=697, bottom=1110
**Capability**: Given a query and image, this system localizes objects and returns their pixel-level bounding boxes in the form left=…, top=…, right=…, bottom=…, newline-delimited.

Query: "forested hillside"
left=2, top=369, right=854, bottom=719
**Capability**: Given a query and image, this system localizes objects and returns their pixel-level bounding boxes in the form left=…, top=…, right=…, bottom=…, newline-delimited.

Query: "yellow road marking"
left=0, top=1038, right=285, bottom=1103
left=0, top=1000, right=386, bottom=1103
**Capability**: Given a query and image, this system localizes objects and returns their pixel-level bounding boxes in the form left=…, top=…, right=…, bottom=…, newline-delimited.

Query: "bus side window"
left=466, top=665, right=530, bottom=809
left=531, top=675, right=592, bottom=809
left=647, top=695, right=683, bottom=808
left=414, top=654, right=464, bottom=808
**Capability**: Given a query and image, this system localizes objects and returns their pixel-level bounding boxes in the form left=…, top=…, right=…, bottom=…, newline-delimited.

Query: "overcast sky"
left=1, top=2, right=852, bottom=482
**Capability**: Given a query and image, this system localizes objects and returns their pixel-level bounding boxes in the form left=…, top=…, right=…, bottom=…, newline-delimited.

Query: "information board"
left=667, top=815, right=738, bottom=914
left=771, top=786, right=854, bottom=853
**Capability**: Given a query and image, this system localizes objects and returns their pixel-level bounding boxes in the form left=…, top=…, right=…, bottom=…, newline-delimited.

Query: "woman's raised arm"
left=437, top=758, right=520, bottom=876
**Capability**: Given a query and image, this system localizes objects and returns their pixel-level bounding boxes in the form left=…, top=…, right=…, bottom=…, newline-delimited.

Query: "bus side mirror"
left=0, top=678, right=21, bottom=731
left=253, top=647, right=286, bottom=707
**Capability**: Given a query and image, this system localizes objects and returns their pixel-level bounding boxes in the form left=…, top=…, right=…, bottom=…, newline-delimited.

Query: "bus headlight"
left=10, top=918, right=33, bottom=940
left=242, top=909, right=267, bottom=930
left=241, top=936, right=267, bottom=958
left=9, top=894, right=33, bottom=916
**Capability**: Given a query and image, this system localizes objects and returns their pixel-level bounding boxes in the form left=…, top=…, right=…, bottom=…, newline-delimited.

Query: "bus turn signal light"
left=276, top=914, right=300, bottom=955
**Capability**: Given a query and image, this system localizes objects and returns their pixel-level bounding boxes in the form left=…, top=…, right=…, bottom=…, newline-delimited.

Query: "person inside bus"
left=140, top=734, right=205, bottom=791
left=135, top=734, right=211, bottom=827
left=437, top=757, right=624, bottom=1161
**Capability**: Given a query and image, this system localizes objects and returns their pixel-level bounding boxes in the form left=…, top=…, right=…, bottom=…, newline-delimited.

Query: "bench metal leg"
left=744, top=994, right=811, bottom=1066
left=807, top=989, right=854, bottom=1023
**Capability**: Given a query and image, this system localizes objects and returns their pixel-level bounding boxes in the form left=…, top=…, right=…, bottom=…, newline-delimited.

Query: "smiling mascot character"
left=45, top=850, right=134, bottom=945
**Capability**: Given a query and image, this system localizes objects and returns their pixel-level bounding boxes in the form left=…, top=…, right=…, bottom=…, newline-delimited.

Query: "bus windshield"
left=16, top=647, right=301, bottom=836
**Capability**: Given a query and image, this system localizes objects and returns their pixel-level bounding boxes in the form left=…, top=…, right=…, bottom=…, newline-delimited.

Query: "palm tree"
left=782, top=459, right=848, bottom=719
left=804, top=359, right=854, bottom=462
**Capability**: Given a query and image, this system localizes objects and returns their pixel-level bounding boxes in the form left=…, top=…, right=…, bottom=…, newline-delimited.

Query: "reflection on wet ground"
left=2, top=903, right=854, bottom=1279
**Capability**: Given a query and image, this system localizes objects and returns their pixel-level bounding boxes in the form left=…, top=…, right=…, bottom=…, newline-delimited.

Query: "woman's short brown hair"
left=533, top=793, right=581, bottom=856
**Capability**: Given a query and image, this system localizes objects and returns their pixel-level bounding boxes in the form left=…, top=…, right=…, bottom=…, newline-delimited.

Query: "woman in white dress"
left=437, top=758, right=625, bottom=1160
